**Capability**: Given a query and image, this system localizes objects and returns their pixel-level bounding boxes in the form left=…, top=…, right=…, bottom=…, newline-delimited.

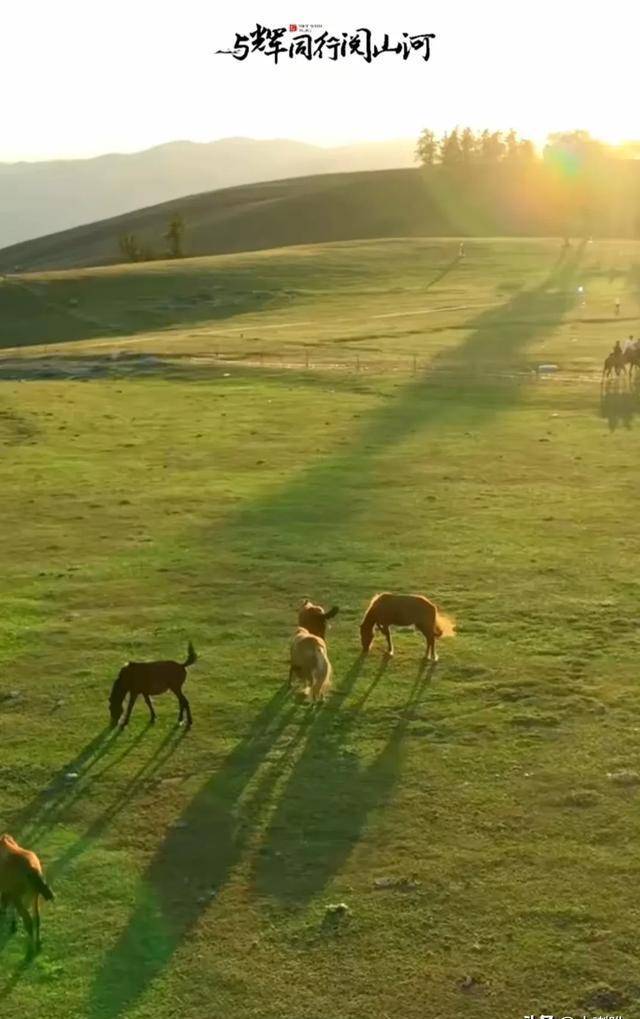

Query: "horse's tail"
left=183, top=641, right=197, bottom=669
left=311, top=645, right=332, bottom=699
left=27, top=869, right=54, bottom=902
left=434, top=612, right=456, bottom=639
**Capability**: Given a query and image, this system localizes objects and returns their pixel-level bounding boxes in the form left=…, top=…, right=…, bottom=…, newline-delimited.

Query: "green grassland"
left=1, top=238, right=640, bottom=1019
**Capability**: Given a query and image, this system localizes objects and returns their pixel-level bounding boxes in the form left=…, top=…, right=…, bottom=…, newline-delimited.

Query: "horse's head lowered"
left=108, top=668, right=129, bottom=728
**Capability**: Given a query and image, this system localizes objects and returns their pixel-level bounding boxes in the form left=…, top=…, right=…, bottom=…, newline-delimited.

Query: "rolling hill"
left=0, top=136, right=416, bottom=248
left=3, top=155, right=639, bottom=275
left=0, top=168, right=453, bottom=273
left=0, top=164, right=558, bottom=275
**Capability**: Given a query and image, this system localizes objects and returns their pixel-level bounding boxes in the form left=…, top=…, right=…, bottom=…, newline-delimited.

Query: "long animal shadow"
left=252, top=656, right=433, bottom=904
left=48, top=726, right=187, bottom=881
left=13, top=726, right=146, bottom=845
left=600, top=376, right=640, bottom=430
left=13, top=718, right=180, bottom=853
left=424, top=256, right=461, bottom=292
left=85, top=684, right=296, bottom=1019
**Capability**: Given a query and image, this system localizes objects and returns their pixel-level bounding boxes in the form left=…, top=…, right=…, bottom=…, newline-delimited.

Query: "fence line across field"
left=185, top=346, right=597, bottom=382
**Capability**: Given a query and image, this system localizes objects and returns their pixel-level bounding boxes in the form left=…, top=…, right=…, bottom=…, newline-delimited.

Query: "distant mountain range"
left=0, top=137, right=416, bottom=248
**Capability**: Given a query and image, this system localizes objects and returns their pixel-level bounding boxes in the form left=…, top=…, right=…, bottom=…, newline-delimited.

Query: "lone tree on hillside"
left=118, top=233, right=141, bottom=262
left=165, top=215, right=185, bottom=259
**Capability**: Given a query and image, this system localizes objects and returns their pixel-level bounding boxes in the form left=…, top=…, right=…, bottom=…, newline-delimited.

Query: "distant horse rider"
left=615, top=297, right=621, bottom=316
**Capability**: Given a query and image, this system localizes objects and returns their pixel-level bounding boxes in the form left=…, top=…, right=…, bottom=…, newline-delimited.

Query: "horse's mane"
left=360, top=592, right=387, bottom=625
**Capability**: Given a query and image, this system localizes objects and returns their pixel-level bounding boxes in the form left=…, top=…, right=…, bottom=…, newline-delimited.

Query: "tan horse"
left=289, top=628, right=332, bottom=704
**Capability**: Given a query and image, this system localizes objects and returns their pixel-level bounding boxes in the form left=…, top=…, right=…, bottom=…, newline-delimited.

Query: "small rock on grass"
left=2, top=690, right=21, bottom=702
left=458, top=975, right=484, bottom=992
left=373, top=875, right=421, bottom=891
left=325, top=903, right=350, bottom=919
left=607, top=770, right=640, bottom=786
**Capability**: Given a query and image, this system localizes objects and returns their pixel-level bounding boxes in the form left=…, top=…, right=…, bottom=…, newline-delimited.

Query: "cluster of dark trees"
left=118, top=215, right=185, bottom=263
left=416, top=127, right=536, bottom=168
left=415, top=128, right=640, bottom=238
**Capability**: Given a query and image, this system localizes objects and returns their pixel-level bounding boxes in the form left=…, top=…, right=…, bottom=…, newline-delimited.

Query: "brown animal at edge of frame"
left=0, top=834, right=54, bottom=957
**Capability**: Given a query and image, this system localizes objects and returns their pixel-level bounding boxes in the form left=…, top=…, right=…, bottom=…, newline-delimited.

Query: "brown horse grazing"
left=109, top=642, right=197, bottom=729
left=289, top=628, right=332, bottom=704
left=297, top=599, right=339, bottom=639
left=0, top=834, right=54, bottom=956
left=360, top=593, right=455, bottom=660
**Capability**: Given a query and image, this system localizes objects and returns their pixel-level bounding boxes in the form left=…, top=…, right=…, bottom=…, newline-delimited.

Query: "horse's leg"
left=173, top=687, right=192, bottom=727
left=15, top=901, right=34, bottom=957
left=418, top=625, right=438, bottom=661
left=173, top=688, right=184, bottom=723
left=143, top=693, right=156, bottom=724
left=1, top=894, right=17, bottom=935
left=122, top=691, right=138, bottom=727
left=431, top=634, right=439, bottom=662
left=181, top=692, right=193, bottom=728
left=381, top=625, right=394, bottom=656
left=34, top=897, right=41, bottom=952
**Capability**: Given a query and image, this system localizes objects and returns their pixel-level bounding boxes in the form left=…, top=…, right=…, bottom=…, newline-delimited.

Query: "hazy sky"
left=2, top=0, right=636, bottom=162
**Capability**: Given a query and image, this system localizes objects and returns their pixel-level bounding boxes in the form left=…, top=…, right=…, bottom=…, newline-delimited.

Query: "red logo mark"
left=289, top=24, right=298, bottom=31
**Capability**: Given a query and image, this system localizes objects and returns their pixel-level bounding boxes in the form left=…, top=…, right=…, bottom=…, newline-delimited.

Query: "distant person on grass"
left=458, top=241, right=465, bottom=258
left=615, top=298, right=620, bottom=316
